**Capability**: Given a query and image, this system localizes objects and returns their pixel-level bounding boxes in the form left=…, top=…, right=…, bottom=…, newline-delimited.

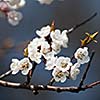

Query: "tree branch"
left=67, top=12, right=97, bottom=34
left=26, top=62, right=37, bottom=84
left=48, top=78, right=55, bottom=85
left=79, top=51, right=95, bottom=88
left=0, top=70, right=12, bottom=79
left=0, top=80, right=99, bottom=93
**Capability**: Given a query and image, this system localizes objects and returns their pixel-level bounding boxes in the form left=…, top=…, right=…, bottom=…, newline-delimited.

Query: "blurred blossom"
left=36, top=0, right=54, bottom=5
left=0, top=1, right=9, bottom=12
left=0, top=1, right=9, bottom=17
left=2, top=37, right=14, bottom=49
left=4, top=0, right=26, bottom=9
left=7, top=10, right=23, bottom=26
left=0, top=0, right=25, bottom=25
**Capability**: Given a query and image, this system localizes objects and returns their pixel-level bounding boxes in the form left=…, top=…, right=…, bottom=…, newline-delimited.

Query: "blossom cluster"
left=10, top=24, right=90, bottom=83
left=0, top=0, right=26, bottom=26
left=47, top=46, right=90, bottom=82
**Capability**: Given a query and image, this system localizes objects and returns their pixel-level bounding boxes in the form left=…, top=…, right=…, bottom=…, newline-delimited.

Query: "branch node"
left=33, top=85, right=39, bottom=95
left=56, top=88, right=61, bottom=93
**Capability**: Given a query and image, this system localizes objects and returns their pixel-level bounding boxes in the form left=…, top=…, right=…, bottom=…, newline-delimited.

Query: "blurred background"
left=0, top=0, right=100, bottom=100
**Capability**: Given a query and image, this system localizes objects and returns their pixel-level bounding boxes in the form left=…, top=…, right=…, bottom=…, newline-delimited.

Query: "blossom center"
left=77, top=52, right=85, bottom=60
left=21, top=63, right=29, bottom=70
left=61, top=61, right=68, bottom=68
left=56, top=71, right=64, bottom=78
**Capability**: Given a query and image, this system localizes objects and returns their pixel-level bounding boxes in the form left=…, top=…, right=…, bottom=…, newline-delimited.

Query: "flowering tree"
left=0, top=0, right=100, bottom=95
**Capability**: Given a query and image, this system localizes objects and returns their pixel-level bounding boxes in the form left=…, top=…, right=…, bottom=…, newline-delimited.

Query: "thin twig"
left=67, top=12, right=97, bottom=34
left=48, top=78, right=55, bottom=86
left=26, top=62, right=37, bottom=84
left=0, top=70, right=12, bottom=79
left=0, top=80, right=99, bottom=93
left=79, top=51, right=95, bottom=88
left=83, top=81, right=100, bottom=89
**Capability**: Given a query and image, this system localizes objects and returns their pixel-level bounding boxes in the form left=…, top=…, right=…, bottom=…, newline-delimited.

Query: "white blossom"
left=19, top=58, right=33, bottom=75
left=40, top=40, right=50, bottom=55
left=50, top=29, right=68, bottom=48
left=52, top=68, right=69, bottom=83
left=45, top=56, right=57, bottom=70
left=4, top=0, right=26, bottom=9
left=28, top=38, right=44, bottom=51
left=28, top=38, right=45, bottom=64
left=51, top=42, right=61, bottom=54
left=7, top=10, right=23, bottom=26
left=28, top=37, right=52, bottom=64
left=42, top=51, right=55, bottom=60
left=10, top=58, right=32, bottom=75
left=74, top=47, right=90, bottom=64
left=36, top=25, right=51, bottom=38
left=28, top=38, right=50, bottom=64
left=28, top=51, right=42, bottom=64
left=36, top=0, right=54, bottom=5
left=56, top=56, right=72, bottom=72
left=70, top=63, right=80, bottom=80
left=10, top=58, right=20, bottom=74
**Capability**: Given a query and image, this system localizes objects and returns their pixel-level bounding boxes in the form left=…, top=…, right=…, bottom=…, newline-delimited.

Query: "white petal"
left=45, top=56, right=57, bottom=70
left=61, top=76, right=66, bottom=83
left=21, top=69, right=29, bottom=75
left=28, top=62, right=33, bottom=70
left=12, top=58, right=19, bottom=63
left=54, top=77, right=60, bottom=82
left=36, top=25, right=50, bottom=37
left=70, top=68, right=80, bottom=80
left=12, top=69, right=19, bottom=75
left=10, top=58, right=19, bottom=70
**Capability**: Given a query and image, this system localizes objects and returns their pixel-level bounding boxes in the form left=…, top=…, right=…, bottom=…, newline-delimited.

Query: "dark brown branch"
left=83, top=81, right=100, bottom=89
left=0, top=80, right=99, bottom=93
left=79, top=51, right=95, bottom=88
left=67, top=12, right=97, bottom=34
left=48, top=78, right=55, bottom=85
left=26, top=62, right=37, bottom=84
